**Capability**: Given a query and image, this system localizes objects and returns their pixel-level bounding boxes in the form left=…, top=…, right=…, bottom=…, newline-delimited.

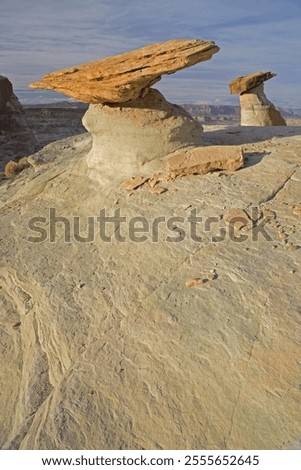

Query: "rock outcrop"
left=29, top=39, right=220, bottom=104
left=229, top=72, right=286, bottom=126
left=0, top=76, right=37, bottom=172
left=0, top=124, right=301, bottom=449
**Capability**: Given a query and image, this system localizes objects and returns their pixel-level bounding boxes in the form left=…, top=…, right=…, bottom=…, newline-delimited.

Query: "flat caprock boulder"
left=29, top=39, right=220, bottom=104
left=228, top=72, right=286, bottom=126
left=228, top=71, right=276, bottom=95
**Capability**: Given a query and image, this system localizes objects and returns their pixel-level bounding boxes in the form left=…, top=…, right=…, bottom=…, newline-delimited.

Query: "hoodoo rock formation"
left=229, top=71, right=286, bottom=126
left=0, top=76, right=36, bottom=170
left=28, top=39, right=247, bottom=186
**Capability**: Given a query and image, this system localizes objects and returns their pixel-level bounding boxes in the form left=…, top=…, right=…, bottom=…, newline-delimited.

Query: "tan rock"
left=185, top=278, right=207, bottom=287
left=29, top=39, right=220, bottom=104
left=119, top=143, right=244, bottom=194
left=224, top=208, right=251, bottom=230
left=148, top=184, right=167, bottom=195
left=186, top=270, right=217, bottom=287
left=168, top=145, right=244, bottom=177
left=120, top=176, right=149, bottom=192
left=229, top=71, right=276, bottom=95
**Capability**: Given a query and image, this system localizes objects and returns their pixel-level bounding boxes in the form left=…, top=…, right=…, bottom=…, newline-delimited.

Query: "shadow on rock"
left=203, top=125, right=301, bottom=146
left=243, top=151, right=271, bottom=168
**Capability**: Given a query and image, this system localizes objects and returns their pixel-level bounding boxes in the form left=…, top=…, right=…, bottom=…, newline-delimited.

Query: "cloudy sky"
left=1, top=0, right=300, bottom=106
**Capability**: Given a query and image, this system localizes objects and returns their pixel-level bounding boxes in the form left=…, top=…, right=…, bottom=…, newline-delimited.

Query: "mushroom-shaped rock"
left=29, top=39, right=220, bottom=104
left=229, top=72, right=286, bottom=126
left=29, top=39, right=226, bottom=186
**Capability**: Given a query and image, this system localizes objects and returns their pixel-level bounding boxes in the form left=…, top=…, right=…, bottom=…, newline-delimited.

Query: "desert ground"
left=0, top=116, right=300, bottom=449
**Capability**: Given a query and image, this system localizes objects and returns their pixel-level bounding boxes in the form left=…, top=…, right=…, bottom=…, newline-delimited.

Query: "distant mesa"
left=29, top=39, right=220, bottom=104
left=29, top=39, right=244, bottom=187
left=229, top=71, right=286, bottom=126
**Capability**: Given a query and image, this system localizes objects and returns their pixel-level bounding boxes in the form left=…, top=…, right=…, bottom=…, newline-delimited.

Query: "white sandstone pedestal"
left=82, top=89, right=202, bottom=186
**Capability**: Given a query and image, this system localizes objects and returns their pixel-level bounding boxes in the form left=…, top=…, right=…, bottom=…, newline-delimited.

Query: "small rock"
left=121, top=176, right=149, bottom=192
left=168, top=145, right=244, bottom=178
left=148, top=185, right=167, bottom=195
left=224, top=208, right=252, bottom=230
left=185, top=278, right=206, bottom=287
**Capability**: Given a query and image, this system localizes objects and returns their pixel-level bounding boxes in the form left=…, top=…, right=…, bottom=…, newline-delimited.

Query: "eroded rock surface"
left=29, top=39, right=220, bottom=104
left=0, top=125, right=300, bottom=450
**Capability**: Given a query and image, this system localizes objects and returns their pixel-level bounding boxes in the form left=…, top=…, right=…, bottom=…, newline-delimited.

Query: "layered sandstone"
left=228, top=71, right=276, bottom=95
left=29, top=39, right=220, bottom=104
left=229, top=72, right=286, bottom=126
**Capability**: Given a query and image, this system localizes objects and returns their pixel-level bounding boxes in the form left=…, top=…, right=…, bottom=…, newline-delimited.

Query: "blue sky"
left=0, top=0, right=300, bottom=106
